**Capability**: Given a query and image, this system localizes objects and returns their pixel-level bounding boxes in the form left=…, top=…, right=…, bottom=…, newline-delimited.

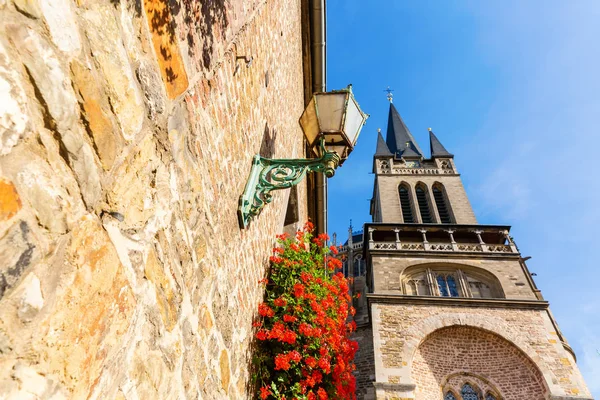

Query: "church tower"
left=346, top=102, right=593, bottom=400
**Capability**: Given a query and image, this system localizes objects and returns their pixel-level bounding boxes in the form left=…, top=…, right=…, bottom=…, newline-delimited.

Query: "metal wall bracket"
left=238, top=140, right=340, bottom=229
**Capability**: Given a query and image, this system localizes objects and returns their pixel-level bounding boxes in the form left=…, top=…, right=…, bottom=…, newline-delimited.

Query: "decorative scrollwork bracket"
left=238, top=139, right=341, bottom=229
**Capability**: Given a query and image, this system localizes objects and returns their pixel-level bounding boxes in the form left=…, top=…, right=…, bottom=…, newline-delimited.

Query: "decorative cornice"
left=366, top=293, right=549, bottom=310
left=373, top=382, right=416, bottom=391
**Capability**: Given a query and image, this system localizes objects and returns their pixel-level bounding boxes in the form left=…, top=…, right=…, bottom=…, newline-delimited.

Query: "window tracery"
left=401, top=266, right=503, bottom=299
left=437, top=273, right=460, bottom=297
left=444, top=392, right=457, bottom=400
left=461, top=383, right=480, bottom=400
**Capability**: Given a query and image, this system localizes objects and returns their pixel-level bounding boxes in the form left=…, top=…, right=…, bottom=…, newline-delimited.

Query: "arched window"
left=401, top=265, right=504, bottom=299
left=444, top=392, right=457, bottom=400
left=461, top=383, right=480, bottom=400
left=485, top=393, right=497, bottom=400
left=436, top=274, right=460, bottom=297
left=398, top=184, right=414, bottom=223
left=415, top=184, right=433, bottom=223
left=433, top=184, right=453, bottom=223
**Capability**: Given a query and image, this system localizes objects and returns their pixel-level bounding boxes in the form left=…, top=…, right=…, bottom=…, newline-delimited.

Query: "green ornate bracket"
left=238, top=140, right=341, bottom=229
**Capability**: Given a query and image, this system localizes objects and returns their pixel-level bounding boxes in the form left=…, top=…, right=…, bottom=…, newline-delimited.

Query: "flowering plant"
left=252, top=222, right=358, bottom=400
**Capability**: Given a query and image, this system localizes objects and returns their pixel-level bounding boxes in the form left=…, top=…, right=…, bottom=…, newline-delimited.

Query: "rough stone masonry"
left=0, top=0, right=309, bottom=398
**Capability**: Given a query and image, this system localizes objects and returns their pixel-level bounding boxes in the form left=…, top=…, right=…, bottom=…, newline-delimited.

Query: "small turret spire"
left=429, top=128, right=454, bottom=158
left=375, top=128, right=393, bottom=157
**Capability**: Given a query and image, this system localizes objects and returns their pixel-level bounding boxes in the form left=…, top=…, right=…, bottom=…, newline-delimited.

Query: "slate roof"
left=385, top=103, right=424, bottom=158
left=429, top=130, right=454, bottom=158
left=374, top=130, right=393, bottom=157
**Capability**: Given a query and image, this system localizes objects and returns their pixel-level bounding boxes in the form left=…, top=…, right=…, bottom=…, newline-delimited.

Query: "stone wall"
left=353, top=324, right=376, bottom=400
left=375, top=173, right=477, bottom=225
left=370, top=303, right=593, bottom=399
left=0, top=0, right=309, bottom=398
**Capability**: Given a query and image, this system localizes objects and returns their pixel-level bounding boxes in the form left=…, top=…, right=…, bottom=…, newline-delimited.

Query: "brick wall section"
left=354, top=325, right=376, bottom=400
left=0, top=0, right=308, bottom=398
left=412, top=326, right=547, bottom=400
left=371, top=304, right=592, bottom=399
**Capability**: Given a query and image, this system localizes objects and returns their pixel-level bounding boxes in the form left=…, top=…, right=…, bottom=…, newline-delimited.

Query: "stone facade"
left=0, top=0, right=315, bottom=398
left=350, top=103, right=593, bottom=400
left=372, top=158, right=477, bottom=225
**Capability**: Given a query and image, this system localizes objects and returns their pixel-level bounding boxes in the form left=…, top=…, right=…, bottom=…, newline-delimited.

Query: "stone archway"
left=399, top=312, right=559, bottom=395
left=411, top=326, right=548, bottom=400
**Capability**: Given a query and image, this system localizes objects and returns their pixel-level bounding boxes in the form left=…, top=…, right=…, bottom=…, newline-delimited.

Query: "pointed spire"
left=429, top=128, right=454, bottom=158
left=375, top=128, right=393, bottom=157
left=385, top=103, right=423, bottom=158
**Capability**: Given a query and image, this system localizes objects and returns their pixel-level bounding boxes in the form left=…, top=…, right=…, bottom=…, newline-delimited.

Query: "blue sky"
left=326, top=0, right=600, bottom=395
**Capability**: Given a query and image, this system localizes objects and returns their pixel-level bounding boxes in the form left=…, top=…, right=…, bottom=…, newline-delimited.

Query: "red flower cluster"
left=252, top=222, right=358, bottom=400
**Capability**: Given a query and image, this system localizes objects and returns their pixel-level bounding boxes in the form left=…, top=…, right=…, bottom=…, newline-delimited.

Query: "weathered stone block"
left=37, top=216, right=136, bottom=398
left=144, top=249, right=180, bottom=331
left=70, top=59, right=120, bottom=170
left=82, top=7, right=144, bottom=140
left=0, top=42, right=29, bottom=156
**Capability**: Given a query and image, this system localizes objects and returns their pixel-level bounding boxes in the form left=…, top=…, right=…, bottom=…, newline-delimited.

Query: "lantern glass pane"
left=299, top=97, right=319, bottom=147
left=315, top=93, right=346, bottom=132
left=343, top=97, right=365, bottom=146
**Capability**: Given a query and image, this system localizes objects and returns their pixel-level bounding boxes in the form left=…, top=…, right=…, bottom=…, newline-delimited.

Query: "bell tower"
left=349, top=102, right=594, bottom=400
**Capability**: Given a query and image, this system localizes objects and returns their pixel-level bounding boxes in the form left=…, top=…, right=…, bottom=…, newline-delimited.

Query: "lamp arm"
left=238, top=141, right=341, bottom=229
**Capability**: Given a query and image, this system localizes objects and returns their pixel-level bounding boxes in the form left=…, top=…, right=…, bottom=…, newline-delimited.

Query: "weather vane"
left=384, top=86, right=394, bottom=103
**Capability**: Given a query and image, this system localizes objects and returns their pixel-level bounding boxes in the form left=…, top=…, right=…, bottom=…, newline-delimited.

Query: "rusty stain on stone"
left=143, top=0, right=189, bottom=99
left=0, top=179, right=21, bottom=222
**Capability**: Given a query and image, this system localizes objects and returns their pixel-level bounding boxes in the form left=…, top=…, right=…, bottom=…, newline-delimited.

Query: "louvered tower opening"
left=433, top=186, right=452, bottom=223
left=415, top=186, right=433, bottom=223
left=398, top=185, right=414, bottom=223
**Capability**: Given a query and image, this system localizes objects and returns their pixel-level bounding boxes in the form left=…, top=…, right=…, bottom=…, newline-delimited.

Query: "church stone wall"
left=370, top=303, right=593, bottom=399
left=354, top=324, right=377, bottom=400
left=0, top=0, right=307, bottom=398
left=376, top=175, right=477, bottom=224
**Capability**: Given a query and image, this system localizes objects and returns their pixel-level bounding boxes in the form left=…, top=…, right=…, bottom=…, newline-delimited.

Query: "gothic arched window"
left=444, top=392, right=457, bottom=400
left=432, top=183, right=453, bottom=223
left=415, top=184, right=433, bottom=223
left=402, top=265, right=504, bottom=299
left=485, top=393, right=497, bottom=400
left=461, top=383, right=480, bottom=400
left=398, top=184, right=414, bottom=223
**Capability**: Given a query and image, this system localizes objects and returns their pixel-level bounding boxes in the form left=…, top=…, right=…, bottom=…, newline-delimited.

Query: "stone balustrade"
left=360, top=224, right=519, bottom=255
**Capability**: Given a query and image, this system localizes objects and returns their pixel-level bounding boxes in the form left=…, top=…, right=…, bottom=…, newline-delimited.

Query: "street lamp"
left=238, top=84, right=368, bottom=229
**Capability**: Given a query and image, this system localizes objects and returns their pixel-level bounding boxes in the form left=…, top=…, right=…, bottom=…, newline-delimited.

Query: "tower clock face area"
left=404, top=160, right=420, bottom=168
